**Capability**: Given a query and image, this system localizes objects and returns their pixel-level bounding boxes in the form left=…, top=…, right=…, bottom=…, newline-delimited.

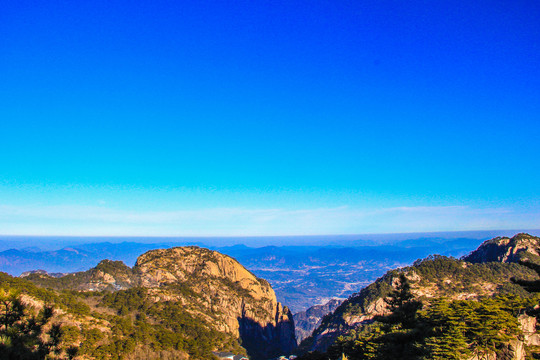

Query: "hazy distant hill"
left=0, top=242, right=165, bottom=274
left=216, top=239, right=485, bottom=311
left=0, top=236, right=487, bottom=312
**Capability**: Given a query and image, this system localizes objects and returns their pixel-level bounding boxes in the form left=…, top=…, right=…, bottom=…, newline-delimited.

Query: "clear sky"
left=1, top=1, right=539, bottom=236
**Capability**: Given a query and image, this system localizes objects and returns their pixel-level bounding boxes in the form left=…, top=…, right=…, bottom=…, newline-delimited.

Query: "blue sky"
left=1, top=1, right=539, bottom=236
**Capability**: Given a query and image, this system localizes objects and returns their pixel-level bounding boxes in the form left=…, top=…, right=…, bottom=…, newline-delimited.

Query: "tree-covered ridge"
left=299, top=276, right=539, bottom=360
left=410, top=255, right=535, bottom=297
left=300, top=251, right=538, bottom=354
left=23, top=259, right=138, bottom=292
left=0, top=271, right=245, bottom=360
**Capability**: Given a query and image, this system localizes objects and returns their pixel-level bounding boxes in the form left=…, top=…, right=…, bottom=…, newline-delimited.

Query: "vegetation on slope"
left=299, top=275, right=540, bottom=360
left=23, top=260, right=137, bottom=292
left=0, top=271, right=245, bottom=359
left=300, top=254, right=538, bottom=355
left=0, top=288, right=78, bottom=360
left=1, top=246, right=297, bottom=360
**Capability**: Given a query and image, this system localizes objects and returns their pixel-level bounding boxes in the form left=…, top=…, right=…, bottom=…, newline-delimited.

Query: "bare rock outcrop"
left=24, top=246, right=296, bottom=359
left=134, top=246, right=297, bottom=359
left=463, top=233, right=540, bottom=264
left=519, top=314, right=540, bottom=347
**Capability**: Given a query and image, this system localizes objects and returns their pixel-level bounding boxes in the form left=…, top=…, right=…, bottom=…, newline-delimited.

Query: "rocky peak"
left=134, top=246, right=296, bottom=359
left=25, top=246, right=297, bottom=359
left=462, top=233, right=540, bottom=264
left=134, top=246, right=275, bottom=301
left=20, top=269, right=65, bottom=278
left=20, top=259, right=138, bottom=292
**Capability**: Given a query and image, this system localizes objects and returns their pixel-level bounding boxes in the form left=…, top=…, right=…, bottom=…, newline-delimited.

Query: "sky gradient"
left=1, top=1, right=539, bottom=235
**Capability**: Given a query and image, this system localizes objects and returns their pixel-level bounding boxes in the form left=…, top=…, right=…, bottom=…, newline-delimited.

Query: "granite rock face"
left=463, top=233, right=540, bottom=264
left=25, top=246, right=297, bottom=359
left=134, top=247, right=297, bottom=359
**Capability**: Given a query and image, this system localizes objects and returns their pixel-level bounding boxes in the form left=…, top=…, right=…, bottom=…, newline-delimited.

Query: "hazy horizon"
left=1, top=229, right=540, bottom=252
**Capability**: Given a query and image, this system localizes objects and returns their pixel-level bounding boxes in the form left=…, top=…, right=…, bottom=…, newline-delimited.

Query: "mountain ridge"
left=1, top=237, right=488, bottom=312
left=298, top=233, right=540, bottom=357
left=15, top=246, right=297, bottom=359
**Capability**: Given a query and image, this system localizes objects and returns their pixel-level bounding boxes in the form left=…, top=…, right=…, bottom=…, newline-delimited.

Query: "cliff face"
left=134, top=247, right=297, bottom=359
left=24, top=246, right=296, bottom=359
left=463, top=233, right=540, bottom=264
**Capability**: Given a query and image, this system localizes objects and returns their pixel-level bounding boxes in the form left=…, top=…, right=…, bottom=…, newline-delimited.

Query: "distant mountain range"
left=2, top=233, right=540, bottom=359
left=0, top=235, right=499, bottom=312
left=2, top=231, right=530, bottom=251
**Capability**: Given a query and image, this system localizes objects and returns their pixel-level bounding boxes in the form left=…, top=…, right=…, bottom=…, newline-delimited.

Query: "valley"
left=2, top=233, right=540, bottom=359
left=0, top=234, right=489, bottom=312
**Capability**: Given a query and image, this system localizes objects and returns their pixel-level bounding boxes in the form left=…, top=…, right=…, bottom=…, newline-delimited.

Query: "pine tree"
left=421, top=299, right=470, bottom=360
left=424, top=327, right=470, bottom=360
left=381, top=273, right=422, bottom=329
left=0, top=289, right=76, bottom=360
left=374, top=274, right=423, bottom=360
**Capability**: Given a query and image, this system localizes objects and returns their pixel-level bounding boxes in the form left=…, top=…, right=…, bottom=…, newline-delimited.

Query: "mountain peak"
left=462, top=233, right=540, bottom=264
left=134, top=246, right=275, bottom=301
left=23, top=245, right=296, bottom=359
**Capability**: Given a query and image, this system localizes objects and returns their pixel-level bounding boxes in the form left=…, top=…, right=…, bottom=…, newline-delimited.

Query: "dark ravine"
left=293, top=299, right=342, bottom=344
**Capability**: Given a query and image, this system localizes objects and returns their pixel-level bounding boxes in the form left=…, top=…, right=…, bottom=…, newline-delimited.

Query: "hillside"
left=299, top=233, right=540, bottom=356
left=3, top=246, right=297, bottom=360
